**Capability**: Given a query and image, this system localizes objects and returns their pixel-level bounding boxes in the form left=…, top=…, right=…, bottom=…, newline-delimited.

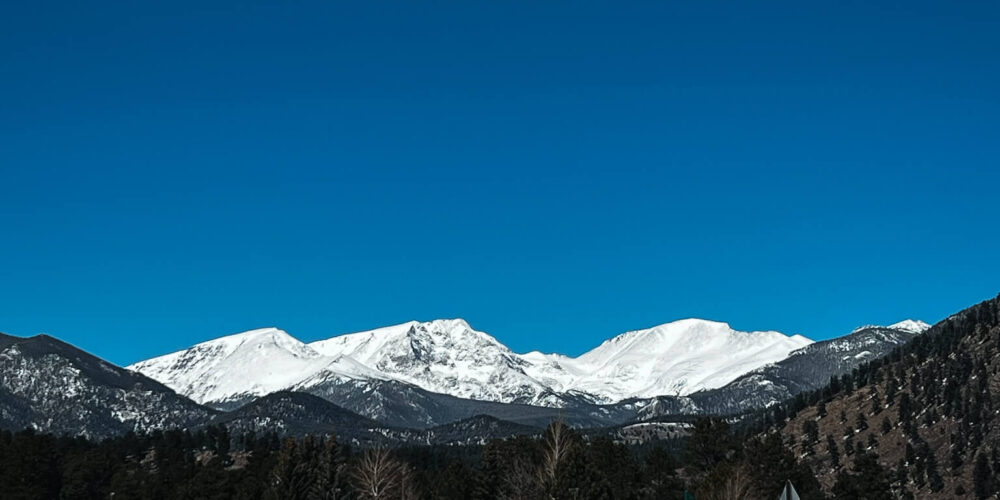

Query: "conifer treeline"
left=0, top=417, right=849, bottom=499
left=0, top=418, right=827, bottom=500
left=0, top=422, right=673, bottom=499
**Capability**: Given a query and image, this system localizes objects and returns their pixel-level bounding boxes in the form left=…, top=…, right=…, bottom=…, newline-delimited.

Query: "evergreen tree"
left=684, top=418, right=734, bottom=477
left=801, top=420, right=819, bottom=454
left=268, top=438, right=308, bottom=500
left=855, top=412, right=868, bottom=432
left=870, top=392, right=883, bottom=416
left=826, top=434, right=841, bottom=469
left=898, top=393, right=913, bottom=425
left=642, top=447, right=685, bottom=500
left=866, top=433, right=878, bottom=450
left=974, top=453, right=994, bottom=499
left=886, top=378, right=898, bottom=405
left=926, top=451, right=944, bottom=493
left=743, top=433, right=821, bottom=499
left=880, top=416, right=892, bottom=435
left=309, top=436, right=347, bottom=500
left=832, top=452, right=892, bottom=499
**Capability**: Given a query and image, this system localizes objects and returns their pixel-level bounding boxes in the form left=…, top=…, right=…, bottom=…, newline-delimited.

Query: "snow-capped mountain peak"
left=128, top=327, right=346, bottom=406
left=309, top=319, right=548, bottom=404
left=309, top=318, right=503, bottom=359
left=887, top=319, right=931, bottom=333
left=561, top=318, right=813, bottom=399
left=131, top=317, right=816, bottom=409
left=852, top=319, right=932, bottom=334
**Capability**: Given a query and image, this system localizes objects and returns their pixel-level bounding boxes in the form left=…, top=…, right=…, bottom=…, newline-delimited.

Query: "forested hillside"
left=773, top=294, right=1000, bottom=498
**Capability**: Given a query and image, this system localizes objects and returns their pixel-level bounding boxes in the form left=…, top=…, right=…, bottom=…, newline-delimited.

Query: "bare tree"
left=538, top=420, right=576, bottom=498
left=350, top=448, right=417, bottom=500
left=699, top=464, right=753, bottom=500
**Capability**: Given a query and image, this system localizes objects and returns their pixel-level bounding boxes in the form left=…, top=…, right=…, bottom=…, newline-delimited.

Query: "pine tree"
left=801, top=420, right=819, bottom=453
left=870, top=392, right=883, bottom=416
left=866, top=434, right=878, bottom=450
left=826, top=435, right=841, bottom=468
left=898, top=393, right=913, bottom=424
left=855, top=412, right=868, bottom=432
left=886, top=378, right=898, bottom=405
left=267, top=438, right=302, bottom=500
left=309, top=436, right=347, bottom=500
left=643, top=447, right=685, bottom=500
left=831, top=452, right=892, bottom=499
left=743, top=433, right=822, bottom=499
left=974, top=453, right=994, bottom=499
left=905, top=443, right=917, bottom=467
left=685, top=418, right=733, bottom=476
left=926, top=451, right=944, bottom=493
left=880, top=416, right=892, bottom=435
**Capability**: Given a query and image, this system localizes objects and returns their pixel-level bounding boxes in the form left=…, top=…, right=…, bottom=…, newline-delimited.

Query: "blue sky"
left=1, top=1, right=998, bottom=365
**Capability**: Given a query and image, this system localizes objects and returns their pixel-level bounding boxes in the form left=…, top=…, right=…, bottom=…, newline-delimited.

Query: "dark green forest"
left=0, top=417, right=884, bottom=500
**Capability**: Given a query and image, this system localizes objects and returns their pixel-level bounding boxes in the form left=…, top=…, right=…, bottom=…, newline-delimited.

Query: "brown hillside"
left=780, top=295, right=1000, bottom=498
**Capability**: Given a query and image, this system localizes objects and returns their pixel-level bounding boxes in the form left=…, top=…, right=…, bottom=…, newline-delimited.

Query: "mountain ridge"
left=129, top=317, right=821, bottom=409
left=0, top=312, right=932, bottom=437
left=0, top=332, right=214, bottom=439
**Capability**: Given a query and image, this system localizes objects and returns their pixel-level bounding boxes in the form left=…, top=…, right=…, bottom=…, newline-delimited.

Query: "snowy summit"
left=130, top=318, right=820, bottom=408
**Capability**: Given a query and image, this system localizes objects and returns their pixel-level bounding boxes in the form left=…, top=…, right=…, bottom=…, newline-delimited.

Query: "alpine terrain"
left=125, top=317, right=925, bottom=428
left=130, top=319, right=811, bottom=411
left=0, top=315, right=932, bottom=438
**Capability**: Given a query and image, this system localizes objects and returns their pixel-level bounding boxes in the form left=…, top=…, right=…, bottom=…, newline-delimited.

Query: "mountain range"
left=129, top=318, right=817, bottom=409
left=1, top=316, right=928, bottom=438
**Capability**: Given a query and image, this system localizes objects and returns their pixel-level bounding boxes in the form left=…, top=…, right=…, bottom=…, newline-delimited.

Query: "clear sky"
left=2, top=1, right=999, bottom=366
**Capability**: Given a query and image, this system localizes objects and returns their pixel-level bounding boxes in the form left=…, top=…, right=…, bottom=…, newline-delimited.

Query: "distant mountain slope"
left=777, top=296, right=999, bottom=497
left=422, top=415, right=541, bottom=445
left=214, top=391, right=541, bottom=446
left=211, top=391, right=399, bottom=445
left=684, top=323, right=925, bottom=415
left=0, top=332, right=214, bottom=439
left=294, top=376, right=627, bottom=429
